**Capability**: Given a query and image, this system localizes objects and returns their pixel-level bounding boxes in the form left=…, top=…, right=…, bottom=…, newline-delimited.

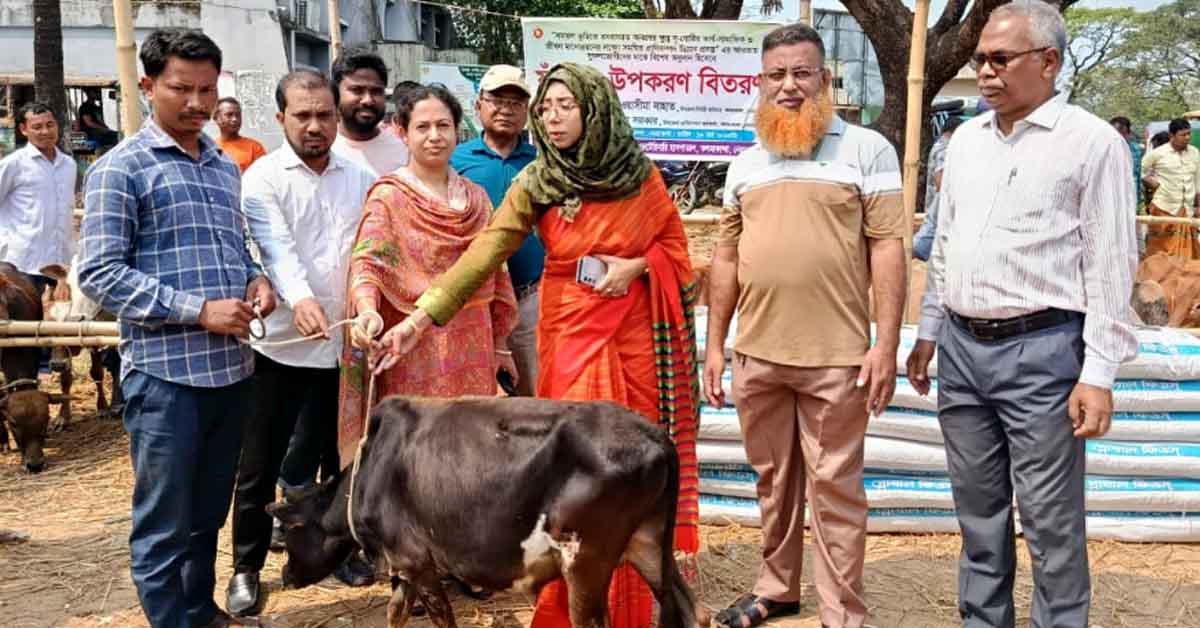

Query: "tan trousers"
left=732, top=353, right=870, bottom=628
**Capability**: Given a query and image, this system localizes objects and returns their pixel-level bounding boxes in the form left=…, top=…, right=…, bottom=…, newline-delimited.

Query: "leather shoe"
left=201, top=608, right=260, bottom=627
left=333, top=551, right=376, bottom=587
left=225, top=571, right=263, bottom=617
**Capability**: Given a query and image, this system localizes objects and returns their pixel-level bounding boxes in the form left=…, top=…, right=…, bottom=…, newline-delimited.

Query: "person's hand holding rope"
left=351, top=307, right=384, bottom=351
left=370, top=309, right=434, bottom=375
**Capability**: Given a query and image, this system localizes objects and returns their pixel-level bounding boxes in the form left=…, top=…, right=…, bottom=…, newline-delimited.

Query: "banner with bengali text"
left=521, top=18, right=779, bottom=161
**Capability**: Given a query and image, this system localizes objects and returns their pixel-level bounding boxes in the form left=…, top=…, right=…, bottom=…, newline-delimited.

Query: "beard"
left=341, top=103, right=384, bottom=135
left=287, top=133, right=331, bottom=161
left=755, top=88, right=834, bottom=158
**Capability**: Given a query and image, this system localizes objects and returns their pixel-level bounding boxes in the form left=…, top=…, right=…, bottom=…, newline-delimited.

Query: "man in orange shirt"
left=214, top=97, right=267, bottom=173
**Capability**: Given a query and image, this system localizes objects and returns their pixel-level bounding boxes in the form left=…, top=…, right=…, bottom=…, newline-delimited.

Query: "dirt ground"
left=3, top=222, right=1199, bottom=627
left=1, top=354, right=1198, bottom=628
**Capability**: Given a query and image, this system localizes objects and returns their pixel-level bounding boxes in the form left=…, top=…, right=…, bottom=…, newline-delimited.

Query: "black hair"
left=1151, top=131, right=1171, bottom=149
left=395, top=84, right=462, bottom=130
left=331, top=48, right=388, bottom=89
left=139, top=29, right=222, bottom=78
left=1169, top=118, right=1192, bottom=135
left=393, top=80, right=422, bottom=105
left=275, top=70, right=337, bottom=112
left=761, top=23, right=825, bottom=60
left=213, top=97, right=241, bottom=118
left=1109, top=116, right=1132, bottom=133
left=17, top=102, right=55, bottom=127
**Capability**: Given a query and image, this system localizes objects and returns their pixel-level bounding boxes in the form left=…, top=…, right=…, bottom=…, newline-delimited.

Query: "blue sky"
left=741, top=0, right=1172, bottom=22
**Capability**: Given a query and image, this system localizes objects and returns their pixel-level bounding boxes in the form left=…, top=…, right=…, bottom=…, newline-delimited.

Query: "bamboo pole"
left=800, top=0, right=813, bottom=25
left=902, top=0, right=931, bottom=225
left=0, top=337, right=119, bottom=348
left=112, top=0, right=143, bottom=136
left=0, top=321, right=119, bottom=337
left=328, top=0, right=343, bottom=61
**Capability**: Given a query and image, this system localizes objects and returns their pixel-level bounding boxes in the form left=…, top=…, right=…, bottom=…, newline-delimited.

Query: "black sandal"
left=714, top=594, right=801, bottom=628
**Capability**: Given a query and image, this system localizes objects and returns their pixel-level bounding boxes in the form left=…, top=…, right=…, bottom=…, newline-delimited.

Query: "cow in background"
left=38, top=262, right=122, bottom=423
left=0, top=263, right=72, bottom=472
left=1134, top=253, right=1200, bottom=328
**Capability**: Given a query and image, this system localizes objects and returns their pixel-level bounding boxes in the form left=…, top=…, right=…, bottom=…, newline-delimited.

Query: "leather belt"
left=948, top=308, right=1080, bottom=341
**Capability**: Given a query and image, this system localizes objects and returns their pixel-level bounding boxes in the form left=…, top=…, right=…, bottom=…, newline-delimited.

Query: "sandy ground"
left=2, top=221, right=1199, bottom=627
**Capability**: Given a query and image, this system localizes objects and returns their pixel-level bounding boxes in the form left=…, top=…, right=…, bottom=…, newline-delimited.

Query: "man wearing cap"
left=451, top=65, right=543, bottom=395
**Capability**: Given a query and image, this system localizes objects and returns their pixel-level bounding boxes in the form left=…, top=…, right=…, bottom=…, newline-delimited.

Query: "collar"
left=827, top=114, right=847, bottom=137
left=21, top=142, right=67, bottom=165
left=471, top=134, right=536, bottom=160
left=981, top=92, right=1067, bottom=131
left=143, top=118, right=222, bottom=163
left=278, top=140, right=345, bottom=175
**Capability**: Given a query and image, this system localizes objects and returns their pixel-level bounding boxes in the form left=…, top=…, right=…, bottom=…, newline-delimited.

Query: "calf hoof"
left=333, top=554, right=376, bottom=587
left=25, top=462, right=45, bottom=473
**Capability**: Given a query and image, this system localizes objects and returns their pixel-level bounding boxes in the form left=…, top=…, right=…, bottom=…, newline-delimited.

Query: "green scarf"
left=518, top=63, right=652, bottom=207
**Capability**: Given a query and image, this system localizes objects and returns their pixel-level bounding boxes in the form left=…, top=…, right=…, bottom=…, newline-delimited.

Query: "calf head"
left=0, top=380, right=68, bottom=473
left=266, top=476, right=357, bottom=588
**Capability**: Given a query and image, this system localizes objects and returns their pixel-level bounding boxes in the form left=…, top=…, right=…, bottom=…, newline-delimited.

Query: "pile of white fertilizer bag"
left=693, top=307, right=1200, bottom=542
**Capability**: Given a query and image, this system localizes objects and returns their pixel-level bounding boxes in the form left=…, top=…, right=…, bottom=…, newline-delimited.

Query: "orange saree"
left=529, top=170, right=701, bottom=628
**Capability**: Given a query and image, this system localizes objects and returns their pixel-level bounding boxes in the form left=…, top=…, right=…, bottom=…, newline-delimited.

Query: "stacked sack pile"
left=694, top=307, right=1200, bottom=542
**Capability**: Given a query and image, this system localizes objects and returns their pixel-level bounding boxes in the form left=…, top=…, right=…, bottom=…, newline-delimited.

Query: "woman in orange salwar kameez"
left=338, top=85, right=518, bottom=465
left=359, top=63, right=701, bottom=628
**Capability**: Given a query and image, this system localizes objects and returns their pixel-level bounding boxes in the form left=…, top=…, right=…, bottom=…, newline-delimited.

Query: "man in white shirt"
left=0, top=102, right=77, bottom=296
left=226, top=70, right=377, bottom=617
left=330, top=48, right=408, bottom=177
left=907, top=2, right=1137, bottom=626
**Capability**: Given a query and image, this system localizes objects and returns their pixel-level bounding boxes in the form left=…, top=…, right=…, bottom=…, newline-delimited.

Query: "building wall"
left=204, top=1, right=291, bottom=150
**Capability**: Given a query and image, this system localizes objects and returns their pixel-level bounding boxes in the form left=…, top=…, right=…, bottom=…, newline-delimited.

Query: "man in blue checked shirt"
left=77, top=29, right=274, bottom=628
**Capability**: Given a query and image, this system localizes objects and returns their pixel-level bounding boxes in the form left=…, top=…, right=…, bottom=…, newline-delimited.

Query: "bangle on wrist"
left=359, top=310, right=383, bottom=328
left=495, top=349, right=513, bottom=356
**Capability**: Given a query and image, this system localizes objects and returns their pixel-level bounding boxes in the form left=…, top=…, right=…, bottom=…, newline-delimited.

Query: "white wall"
left=203, top=0, right=291, bottom=150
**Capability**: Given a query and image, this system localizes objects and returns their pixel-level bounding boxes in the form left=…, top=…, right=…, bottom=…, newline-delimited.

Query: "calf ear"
left=38, top=265, right=69, bottom=282
left=266, top=500, right=306, bottom=528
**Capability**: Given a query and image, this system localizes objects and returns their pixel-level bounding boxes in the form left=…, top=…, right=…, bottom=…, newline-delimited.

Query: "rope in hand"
left=237, top=299, right=359, bottom=348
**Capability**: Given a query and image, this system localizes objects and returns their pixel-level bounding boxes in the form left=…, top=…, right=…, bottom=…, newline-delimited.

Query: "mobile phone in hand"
left=575, top=255, right=608, bottom=287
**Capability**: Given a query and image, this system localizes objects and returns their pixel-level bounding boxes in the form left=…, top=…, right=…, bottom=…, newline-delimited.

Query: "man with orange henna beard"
left=703, top=23, right=907, bottom=628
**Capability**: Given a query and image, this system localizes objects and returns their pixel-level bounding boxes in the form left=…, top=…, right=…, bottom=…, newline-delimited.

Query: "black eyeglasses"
left=969, top=47, right=1050, bottom=72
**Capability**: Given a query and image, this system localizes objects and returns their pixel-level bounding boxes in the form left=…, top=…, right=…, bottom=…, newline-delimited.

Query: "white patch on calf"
left=47, top=301, right=71, bottom=323
left=520, top=513, right=581, bottom=572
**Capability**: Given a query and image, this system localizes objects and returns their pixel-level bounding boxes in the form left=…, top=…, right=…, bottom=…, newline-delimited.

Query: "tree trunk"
left=33, top=0, right=68, bottom=134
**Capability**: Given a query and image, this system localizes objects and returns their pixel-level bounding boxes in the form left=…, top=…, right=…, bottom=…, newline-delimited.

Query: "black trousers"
left=231, top=355, right=338, bottom=573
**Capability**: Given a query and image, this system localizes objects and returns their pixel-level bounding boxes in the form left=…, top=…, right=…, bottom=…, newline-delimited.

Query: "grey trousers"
left=509, top=286, right=540, bottom=397
left=938, top=316, right=1090, bottom=628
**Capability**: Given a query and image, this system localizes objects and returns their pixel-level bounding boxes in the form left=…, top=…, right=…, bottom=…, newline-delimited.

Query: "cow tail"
left=658, top=445, right=699, bottom=628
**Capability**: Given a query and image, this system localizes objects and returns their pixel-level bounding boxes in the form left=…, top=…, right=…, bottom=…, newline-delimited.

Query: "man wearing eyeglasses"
left=451, top=65, right=543, bottom=396
left=906, top=2, right=1137, bottom=626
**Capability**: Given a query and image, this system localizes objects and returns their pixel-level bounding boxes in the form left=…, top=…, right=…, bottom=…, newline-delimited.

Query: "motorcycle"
left=659, top=160, right=729, bottom=214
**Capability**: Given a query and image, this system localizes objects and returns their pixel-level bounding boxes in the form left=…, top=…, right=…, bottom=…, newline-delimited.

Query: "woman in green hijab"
left=352, top=63, right=702, bottom=628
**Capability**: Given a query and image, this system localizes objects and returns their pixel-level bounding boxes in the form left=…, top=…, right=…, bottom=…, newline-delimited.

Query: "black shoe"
left=333, top=552, right=376, bottom=587
left=225, top=572, right=263, bottom=618
left=202, top=609, right=260, bottom=627
left=269, top=518, right=286, bottom=552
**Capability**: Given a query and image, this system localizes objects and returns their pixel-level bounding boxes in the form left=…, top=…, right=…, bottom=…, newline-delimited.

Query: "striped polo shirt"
left=718, top=115, right=906, bottom=368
